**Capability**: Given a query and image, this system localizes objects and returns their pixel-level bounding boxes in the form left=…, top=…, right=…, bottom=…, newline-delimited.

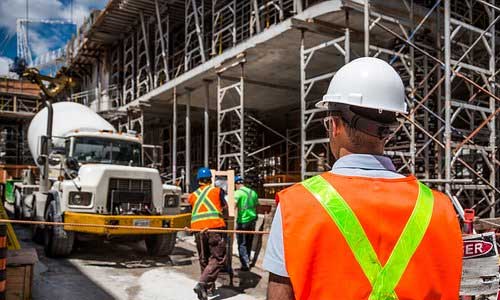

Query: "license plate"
left=133, top=219, right=150, bottom=227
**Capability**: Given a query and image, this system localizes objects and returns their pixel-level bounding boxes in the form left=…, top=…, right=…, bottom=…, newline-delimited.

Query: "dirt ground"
left=13, top=226, right=268, bottom=300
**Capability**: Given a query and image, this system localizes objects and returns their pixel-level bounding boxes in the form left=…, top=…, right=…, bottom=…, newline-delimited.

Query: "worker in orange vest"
left=263, top=57, right=463, bottom=300
left=190, top=167, right=228, bottom=300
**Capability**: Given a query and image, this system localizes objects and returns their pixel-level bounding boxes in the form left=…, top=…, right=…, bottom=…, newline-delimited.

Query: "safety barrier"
left=0, top=224, right=6, bottom=300
left=0, top=219, right=269, bottom=235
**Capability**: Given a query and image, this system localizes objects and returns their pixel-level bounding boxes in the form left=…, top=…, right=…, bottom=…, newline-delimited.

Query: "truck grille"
left=110, top=178, right=152, bottom=192
left=107, top=178, right=152, bottom=213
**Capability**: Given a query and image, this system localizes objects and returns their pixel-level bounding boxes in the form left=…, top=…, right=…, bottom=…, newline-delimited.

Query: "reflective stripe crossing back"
left=301, top=175, right=434, bottom=300
left=191, top=186, right=222, bottom=223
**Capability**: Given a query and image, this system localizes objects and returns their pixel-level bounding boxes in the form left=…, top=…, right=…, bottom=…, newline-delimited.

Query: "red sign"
left=463, top=240, right=494, bottom=258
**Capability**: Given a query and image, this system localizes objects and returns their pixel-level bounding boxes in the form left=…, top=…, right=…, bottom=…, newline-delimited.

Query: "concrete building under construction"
left=56, top=0, right=499, bottom=219
left=0, top=77, right=41, bottom=166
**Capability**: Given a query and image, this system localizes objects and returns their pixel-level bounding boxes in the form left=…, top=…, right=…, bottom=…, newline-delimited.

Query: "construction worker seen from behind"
left=234, top=175, right=259, bottom=271
left=263, top=57, right=463, bottom=300
left=190, top=167, right=228, bottom=300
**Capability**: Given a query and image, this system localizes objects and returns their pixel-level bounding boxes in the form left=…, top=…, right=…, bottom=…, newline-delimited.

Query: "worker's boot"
left=206, top=282, right=216, bottom=297
left=241, top=258, right=250, bottom=271
left=193, top=282, right=208, bottom=300
left=241, top=263, right=250, bottom=271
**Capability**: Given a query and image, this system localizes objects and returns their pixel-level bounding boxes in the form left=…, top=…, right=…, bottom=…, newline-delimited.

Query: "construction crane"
left=16, top=18, right=76, bottom=69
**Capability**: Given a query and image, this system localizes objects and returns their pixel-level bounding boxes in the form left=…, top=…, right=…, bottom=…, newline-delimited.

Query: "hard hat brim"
left=316, top=96, right=408, bottom=114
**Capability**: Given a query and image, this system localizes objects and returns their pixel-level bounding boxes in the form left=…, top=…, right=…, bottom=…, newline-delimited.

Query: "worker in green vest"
left=234, top=175, right=259, bottom=271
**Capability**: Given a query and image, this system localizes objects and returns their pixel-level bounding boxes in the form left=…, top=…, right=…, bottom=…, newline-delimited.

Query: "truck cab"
left=15, top=102, right=190, bottom=258
left=47, top=131, right=180, bottom=216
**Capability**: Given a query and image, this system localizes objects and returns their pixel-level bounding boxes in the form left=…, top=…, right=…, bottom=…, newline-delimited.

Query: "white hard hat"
left=316, top=57, right=407, bottom=114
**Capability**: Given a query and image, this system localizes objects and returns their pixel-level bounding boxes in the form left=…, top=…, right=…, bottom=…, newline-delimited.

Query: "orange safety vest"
left=279, top=172, right=462, bottom=300
left=188, top=184, right=226, bottom=230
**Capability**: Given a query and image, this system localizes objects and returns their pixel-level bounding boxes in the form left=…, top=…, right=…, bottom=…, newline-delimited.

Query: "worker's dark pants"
left=195, top=230, right=227, bottom=285
left=236, top=220, right=256, bottom=268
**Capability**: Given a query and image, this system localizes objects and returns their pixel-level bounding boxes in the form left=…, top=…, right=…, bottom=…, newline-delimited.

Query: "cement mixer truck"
left=13, top=102, right=190, bottom=257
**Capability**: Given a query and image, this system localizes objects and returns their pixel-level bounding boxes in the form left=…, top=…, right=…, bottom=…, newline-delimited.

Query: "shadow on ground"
left=15, top=225, right=117, bottom=300
left=71, top=238, right=195, bottom=269
left=213, top=270, right=263, bottom=300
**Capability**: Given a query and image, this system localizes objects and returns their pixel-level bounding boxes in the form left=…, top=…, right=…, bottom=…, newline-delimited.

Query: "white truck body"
left=15, top=102, right=187, bottom=257
left=28, top=102, right=115, bottom=165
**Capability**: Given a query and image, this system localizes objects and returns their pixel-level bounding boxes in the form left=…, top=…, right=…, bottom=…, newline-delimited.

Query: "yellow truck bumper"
left=63, top=212, right=191, bottom=235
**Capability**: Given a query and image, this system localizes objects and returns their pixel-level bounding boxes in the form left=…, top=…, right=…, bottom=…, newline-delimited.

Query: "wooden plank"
left=7, top=249, right=37, bottom=266
left=211, top=170, right=235, bottom=217
left=210, top=170, right=236, bottom=285
left=6, top=266, right=30, bottom=300
left=24, top=266, right=32, bottom=300
left=460, top=232, right=499, bottom=297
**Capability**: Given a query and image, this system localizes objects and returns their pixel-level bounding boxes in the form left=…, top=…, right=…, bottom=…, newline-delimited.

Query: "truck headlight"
left=69, top=192, right=92, bottom=206
left=164, top=195, right=179, bottom=208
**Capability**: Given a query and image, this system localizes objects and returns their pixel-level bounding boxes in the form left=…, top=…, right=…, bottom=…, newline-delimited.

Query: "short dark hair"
left=337, top=117, right=382, bottom=148
left=328, top=103, right=398, bottom=139
left=198, top=178, right=212, bottom=185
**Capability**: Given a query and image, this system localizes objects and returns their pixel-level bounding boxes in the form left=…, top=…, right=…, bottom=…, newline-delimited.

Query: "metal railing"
left=70, top=84, right=122, bottom=113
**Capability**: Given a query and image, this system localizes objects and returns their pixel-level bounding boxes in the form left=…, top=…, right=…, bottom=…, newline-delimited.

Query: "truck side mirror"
left=66, top=157, right=79, bottom=170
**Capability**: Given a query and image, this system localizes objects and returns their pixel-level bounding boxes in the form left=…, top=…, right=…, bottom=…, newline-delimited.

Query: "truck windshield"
left=72, top=137, right=142, bottom=166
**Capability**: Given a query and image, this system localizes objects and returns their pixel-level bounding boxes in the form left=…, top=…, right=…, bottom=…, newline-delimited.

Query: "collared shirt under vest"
left=188, top=184, right=226, bottom=230
left=279, top=172, right=462, bottom=300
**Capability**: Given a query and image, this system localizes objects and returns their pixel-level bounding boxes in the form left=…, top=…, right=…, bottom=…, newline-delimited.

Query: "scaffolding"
left=0, top=77, right=41, bottom=166
left=62, top=0, right=500, bottom=219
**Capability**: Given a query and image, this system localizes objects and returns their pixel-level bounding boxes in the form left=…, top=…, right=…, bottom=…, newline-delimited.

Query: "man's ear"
left=331, top=117, right=341, bottom=138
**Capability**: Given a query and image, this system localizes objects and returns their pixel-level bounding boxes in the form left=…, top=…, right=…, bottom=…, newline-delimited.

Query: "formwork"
left=62, top=0, right=500, bottom=220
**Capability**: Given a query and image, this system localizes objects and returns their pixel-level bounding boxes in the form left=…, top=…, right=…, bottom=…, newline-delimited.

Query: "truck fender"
left=45, top=190, right=63, bottom=218
left=44, top=191, right=70, bottom=240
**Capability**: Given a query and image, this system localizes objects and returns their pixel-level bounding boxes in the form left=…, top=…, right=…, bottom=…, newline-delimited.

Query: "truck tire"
left=44, top=201, right=74, bottom=257
left=145, top=233, right=176, bottom=256
left=31, top=197, right=44, bottom=244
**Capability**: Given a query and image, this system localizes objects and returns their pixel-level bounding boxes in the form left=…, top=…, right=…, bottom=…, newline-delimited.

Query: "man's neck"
left=338, top=147, right=384, bottom=159
left=199, top=183, right=211, bottom=189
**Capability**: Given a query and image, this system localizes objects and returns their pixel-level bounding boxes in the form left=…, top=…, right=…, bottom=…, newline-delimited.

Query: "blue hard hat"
left=196, top=167, right=212, bottom=181
left=235, top=175, right=244, bottom=184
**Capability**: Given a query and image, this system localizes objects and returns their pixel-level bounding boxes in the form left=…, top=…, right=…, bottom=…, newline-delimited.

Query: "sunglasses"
left=323, top=116, right=335, bottom=132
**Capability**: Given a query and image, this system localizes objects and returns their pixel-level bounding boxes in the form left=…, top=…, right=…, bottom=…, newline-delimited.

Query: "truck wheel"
left=31, top=197, right=44, bottom=244
left=145, top=233, right=176, bottom=256
left=44, top=202, right=74, bottom=257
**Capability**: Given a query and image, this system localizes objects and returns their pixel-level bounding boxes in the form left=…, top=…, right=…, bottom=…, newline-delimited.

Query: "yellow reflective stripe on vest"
left=301, top=176, right=434, bottom=300
left=370, top=181, right=434, bottom=299
left=191, top=186, right=221, bottom=222
left=192, top=186, right=212, bottom=215
left=191, top=211, right=222, bottom=222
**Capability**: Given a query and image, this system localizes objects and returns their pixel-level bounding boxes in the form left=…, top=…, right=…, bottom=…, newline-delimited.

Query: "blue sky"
left=0, top=0, right=106, bottom=76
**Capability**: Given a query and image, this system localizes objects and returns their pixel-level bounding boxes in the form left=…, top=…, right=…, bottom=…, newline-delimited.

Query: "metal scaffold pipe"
left=444, top=0, right=452, bottom=197
left=185, top=89, right=191, bottom=192
left=172, top=88, right=177, bottom=183
left=204, top=81, right=210, bottom=167
left=364, top=0, right=369, bottom=56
